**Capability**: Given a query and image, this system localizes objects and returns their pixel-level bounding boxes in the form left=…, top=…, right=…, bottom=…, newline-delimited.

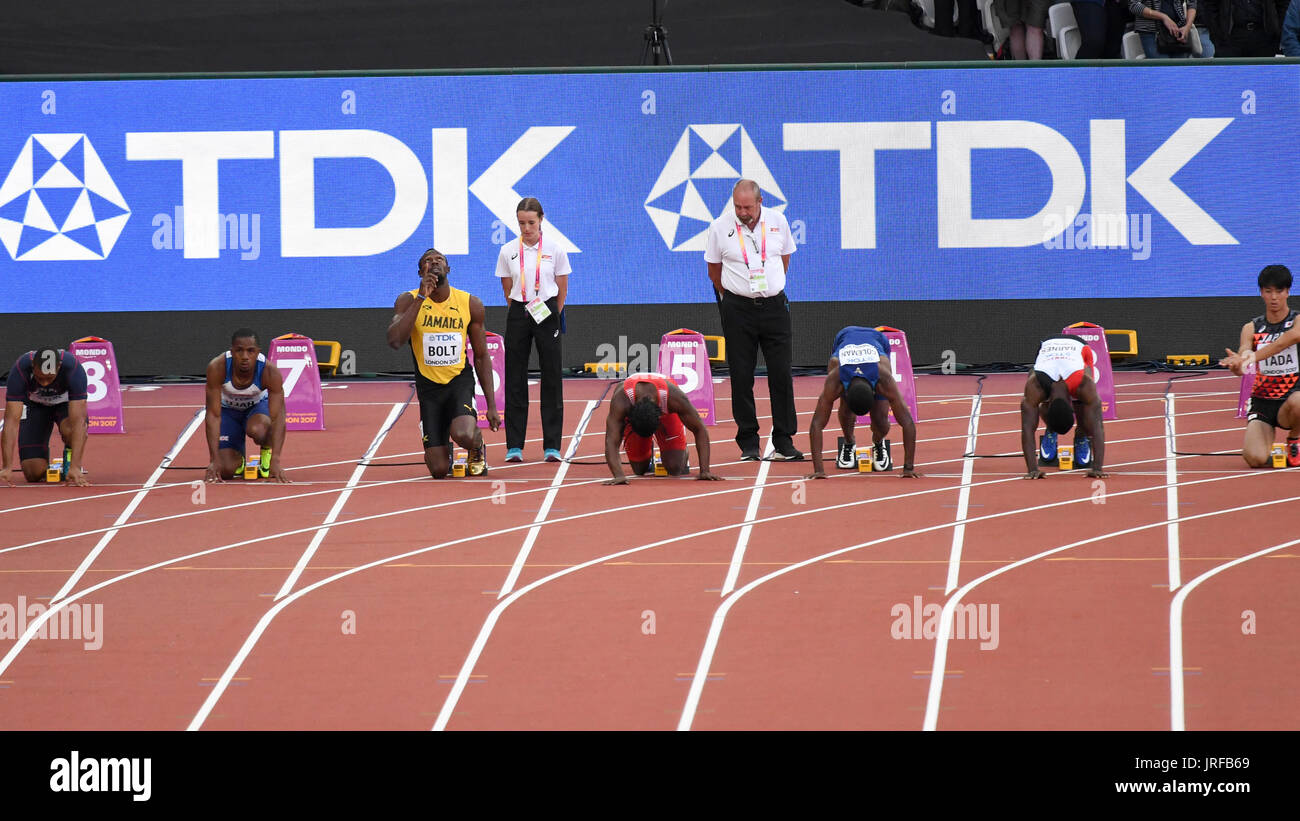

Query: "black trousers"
left=504, top=297, right=564, bottom=452
left=719, top=290, right=797, bottom=452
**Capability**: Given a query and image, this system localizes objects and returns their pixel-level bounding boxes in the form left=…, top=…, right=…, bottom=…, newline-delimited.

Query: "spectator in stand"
left=1072, top=0, right=1133, bottom=57
left=1201, top=0, right=1288, bottom=55
left=994, top=0, right=1049, bottom=58
left=1131, top=0, right=1215, bottom=57
left=1283, top=0, right=1300, bottom=55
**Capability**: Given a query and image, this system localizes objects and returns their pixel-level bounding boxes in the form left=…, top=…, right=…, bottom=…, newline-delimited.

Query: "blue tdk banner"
left=0, top=66, right=1295, bottom=312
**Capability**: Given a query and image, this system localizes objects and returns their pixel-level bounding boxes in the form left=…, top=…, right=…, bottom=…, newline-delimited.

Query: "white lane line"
left=1168, top=535, right=1300, bottom=731
left=274, top=401, right=406, bottom=601
left=49, top=410, right=203, bottom=604
left=437, top=449, right=1232, bottom=732
left=921, top=490, right=1294, bottom=732
left=0, top=440, right=1211, bottom=726
left=946, top=394, right=982, bottom=594
left=498, top=399, right=599, bottom=599
left=679, top=469, right=1276, bottom=731
left=1165, top=393, right=1181, bottom=591
left=720, top=436, right=774, bottom=597
left=0, top=416, right=1244, bottom=559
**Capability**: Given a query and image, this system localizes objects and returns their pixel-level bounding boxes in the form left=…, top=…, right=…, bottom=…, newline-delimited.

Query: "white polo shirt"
left=703, top=206, right=794, bottom=299
left=495, top=234, right=571, bottom=303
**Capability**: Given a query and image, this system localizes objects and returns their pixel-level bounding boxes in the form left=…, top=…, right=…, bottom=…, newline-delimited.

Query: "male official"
left=204, top=329, right=291, bottom=483
left=388, top=248, right=500, bottom=479
left=806, top=326, right=920, bottom=479
left=1020, top=336, right=1107, bottom=479
left=1, top=347, right=90, bottom=486
left=705, top=179, right=800, bottom=461
left=1219, top=264, right=1300, bottom=468
left=602, top=371, right=721, bottom=485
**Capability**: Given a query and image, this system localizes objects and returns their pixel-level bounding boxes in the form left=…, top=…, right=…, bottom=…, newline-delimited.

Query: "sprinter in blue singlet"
left=807, top=326, right=919, bottom=479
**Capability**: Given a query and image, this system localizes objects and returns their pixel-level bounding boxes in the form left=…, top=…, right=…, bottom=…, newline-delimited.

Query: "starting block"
left=46, top=458, right=62, bottom=483
left=1272, top=444, right=1286, bottom=469
left=1058, top=445, right=1074, bottom=471
left=856, top=446, right=872, bottom=473
left=653, top=447, right=668, bottom=476
left=452, top=449, right=467, bottom=477
left=243, top=457, right=259, bottom=480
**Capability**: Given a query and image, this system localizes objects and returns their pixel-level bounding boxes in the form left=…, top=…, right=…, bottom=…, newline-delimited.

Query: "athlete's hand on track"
left=268, top=464, right=292, bottom=484
left=0, top=468, right=13, bottom=487
left=1024, top=469, right=1045, bottom=479
left=65, top=466, right=90, bottom=487
left=695, top=470, right=723, bottom=481
left=1086, top=469, right=1108, bottom=479
left=205, top=461, right=224, bottom=483
left=603, top=475, right=630, bottom=486
left=806, top=470, right=827, bottom=480
left=900, top=468, right=922, bottom=478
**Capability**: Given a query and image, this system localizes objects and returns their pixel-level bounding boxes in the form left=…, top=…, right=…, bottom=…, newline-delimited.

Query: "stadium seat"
left=978, top=0, right=1009, bottom=51
left=1122, top=30, right=1145, bottom=60
left=1047, top=3, right=1076, bottom=38
left=1047, top=4, right=1082, bottom=59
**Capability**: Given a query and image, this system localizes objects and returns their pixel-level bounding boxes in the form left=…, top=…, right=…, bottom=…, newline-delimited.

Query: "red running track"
left=0, top=372, right=1294, bottom=730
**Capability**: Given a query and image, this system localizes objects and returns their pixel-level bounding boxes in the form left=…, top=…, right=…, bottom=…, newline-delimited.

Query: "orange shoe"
left=1288, top=438, right=1300, bottom=468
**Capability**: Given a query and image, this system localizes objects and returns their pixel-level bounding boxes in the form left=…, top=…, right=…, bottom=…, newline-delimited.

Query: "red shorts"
left=623, top=413, right=686, bottom=462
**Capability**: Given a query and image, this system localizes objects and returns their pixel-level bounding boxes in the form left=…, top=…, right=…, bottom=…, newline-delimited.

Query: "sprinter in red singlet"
left=602, top=373, right=721, bottom=485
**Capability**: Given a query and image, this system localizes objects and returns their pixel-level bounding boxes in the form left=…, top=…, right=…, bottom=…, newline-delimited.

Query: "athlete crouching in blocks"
left=1021, top=336, right=1107, bottom=479
left=807, top=326, right=920, bottom=480
left=205, top=329, right=291, bottom=483
left=1219, top=264, right=1300, bottom=468
left=602, top=373, right=721, bottom=485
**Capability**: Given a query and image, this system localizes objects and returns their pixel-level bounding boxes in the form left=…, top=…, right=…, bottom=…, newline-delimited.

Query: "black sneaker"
left=872, top=439, right=893, bottom=471
left=836, top=436, right=855, bottom=470
left=771, top=444, right=804, bottom=461
left=739, top=448, right=761, bottom=462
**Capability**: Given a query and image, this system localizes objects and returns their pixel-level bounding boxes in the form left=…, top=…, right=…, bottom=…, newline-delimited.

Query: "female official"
left=496, top=197, right=571, bottom=462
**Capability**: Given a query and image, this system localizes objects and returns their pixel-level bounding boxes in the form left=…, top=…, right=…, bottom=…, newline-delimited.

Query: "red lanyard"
left=519, top=232, right=543, bottom=302
left=735, top=221, right=765, bottom=269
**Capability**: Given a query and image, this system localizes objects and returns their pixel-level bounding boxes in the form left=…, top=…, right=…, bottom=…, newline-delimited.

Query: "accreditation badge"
left=525, top=296, right=552, bottom=323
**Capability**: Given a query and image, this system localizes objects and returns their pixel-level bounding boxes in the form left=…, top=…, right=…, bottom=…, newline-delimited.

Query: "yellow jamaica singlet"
left=408, top=287, right=471, bottom=384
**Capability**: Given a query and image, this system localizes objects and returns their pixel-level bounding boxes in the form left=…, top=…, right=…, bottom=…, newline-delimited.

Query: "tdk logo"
left=0, top=134, right=130, bottom=261
left=644, top=125, right=787, bottom=251
left=124, top=128, right=581, bottom=260
left=782, top=118, right=1237, bottom=249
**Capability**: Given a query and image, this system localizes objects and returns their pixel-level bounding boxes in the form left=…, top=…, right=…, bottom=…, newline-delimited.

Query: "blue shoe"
left=504, top=448, right=523, bottom=463
left=1075, top=436, right=1091, bottom=467
left=544, top=448, right=563, bottom=463
left=1039, top=431, right=1058, bottom=464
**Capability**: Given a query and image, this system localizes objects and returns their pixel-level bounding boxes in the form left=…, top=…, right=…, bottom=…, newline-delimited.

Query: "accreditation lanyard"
left=520, top=233, right=551, bottom=323
left=736, top=221, right=767, bottom=292
left=519, top=233, right=544, bottom=302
